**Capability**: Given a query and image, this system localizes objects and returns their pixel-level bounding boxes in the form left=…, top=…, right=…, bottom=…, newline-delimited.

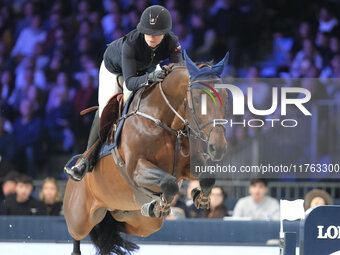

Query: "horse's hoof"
left=141, top=200, right=170, bottom=218
left=141, top=200, right=157, bottom=217
left=192, top=188, right=210, bottom=209
left=153, top=202, right=170, bottom=217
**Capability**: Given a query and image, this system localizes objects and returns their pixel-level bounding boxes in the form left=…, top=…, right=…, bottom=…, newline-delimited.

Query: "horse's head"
left=184, top=51, right=229, bottom=161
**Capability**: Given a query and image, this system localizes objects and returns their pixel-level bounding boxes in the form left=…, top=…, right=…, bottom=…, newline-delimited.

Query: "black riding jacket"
left=103, top=29, right=183, bottom=91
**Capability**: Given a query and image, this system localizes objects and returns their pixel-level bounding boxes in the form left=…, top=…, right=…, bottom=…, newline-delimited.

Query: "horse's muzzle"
left=208, top=143, right=227, bottom=161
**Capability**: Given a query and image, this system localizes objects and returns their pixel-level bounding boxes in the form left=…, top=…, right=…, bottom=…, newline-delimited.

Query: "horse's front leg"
left=191, top=153, right=216, bottom=209
left=191, top=176, right=215, bottom=209
left=133, top=158, right=179, bottom=218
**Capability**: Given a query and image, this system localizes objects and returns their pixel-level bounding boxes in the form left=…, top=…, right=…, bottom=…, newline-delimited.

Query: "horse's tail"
left=89, top=211, right=139, bottom=255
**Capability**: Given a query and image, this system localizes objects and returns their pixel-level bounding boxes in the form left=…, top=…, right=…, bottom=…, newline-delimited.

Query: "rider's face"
left=144, top=34, right=164, bottom=48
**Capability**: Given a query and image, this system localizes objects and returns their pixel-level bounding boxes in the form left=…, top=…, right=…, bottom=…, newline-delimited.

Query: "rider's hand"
left=147, top=70, right=166, bottom=83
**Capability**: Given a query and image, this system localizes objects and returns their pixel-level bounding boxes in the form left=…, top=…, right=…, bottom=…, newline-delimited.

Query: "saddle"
left=100, top=93, right=124, bottom=142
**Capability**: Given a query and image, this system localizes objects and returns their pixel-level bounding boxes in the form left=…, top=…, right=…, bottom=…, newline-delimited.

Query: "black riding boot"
left=64, top=111, right=101, bottom=181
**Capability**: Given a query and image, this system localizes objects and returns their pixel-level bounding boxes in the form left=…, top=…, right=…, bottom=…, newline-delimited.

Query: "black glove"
left=147, top=70, right=166, bottom=83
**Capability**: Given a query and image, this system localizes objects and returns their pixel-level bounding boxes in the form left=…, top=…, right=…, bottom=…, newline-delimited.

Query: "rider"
left=64, top=5, right=183, bottom=181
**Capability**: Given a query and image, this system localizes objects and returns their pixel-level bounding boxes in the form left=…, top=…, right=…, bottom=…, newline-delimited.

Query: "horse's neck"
left=137, top=67, right=188, bottom=130
left=161, top=68, right=188, bottom=130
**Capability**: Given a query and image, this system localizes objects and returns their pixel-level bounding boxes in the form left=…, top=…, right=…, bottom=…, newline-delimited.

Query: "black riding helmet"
left=137, top=5, right=172, bottom=35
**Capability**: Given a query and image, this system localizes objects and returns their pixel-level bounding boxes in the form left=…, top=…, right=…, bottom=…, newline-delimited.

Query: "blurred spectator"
left=71, top=38, right=95, bottom=73
left=291, top=38, right=323, bottom=77
left=173, top=23, right=193, bottom=53
left=88, top=11, right=106, bottom=46
left=0, top=114, right=15, bottom=165
left=12, top=99, right=43, bottom=176
left=39, top=177, right=63, bottom=216
left=318, top=6, right=338, bottom=33
left=272, top=32, right=294, bottom=67
left=73, top=72, right=97, bottom=151
left=125, top=9, right=139, bottom=32
left=320, top=54, right=340, bottom=98
left=44, top=11, right=63, bottom=48
left=101, top=0, right=121, bottom=42
left=0, top=171, right=19, bottom=200
left=233, top=178, right=279, bottom=220
left=0, top=5, right=14, bottom=54
left=320, top=54, right=340, bottom=79
left=44, top=86, right=74, bottom=152
left=315, top=31, right=332, bottom=68
left=45, top=49, right=65, bottom=83
left=27, top=85, right=44, bottom=117
left=4, top=174, right=46, bottom=215
left=74, top=56, right=99, bottom=88
left=304, top=189, right=333, bottom=212
left=14, top=56, right=47, bottom=90
left=112, top=26, right=125, bottom=41
left=45, top=24, right=67, bottom=57
left=210, top=0, right=239, bottom=65
left=33, top=42, right=49, bottom=71
left=15, top=1, right=36, bottom=37
left=46, top=72, right=75, bottom=111
left=11, top=15, right=47, bottom=59
left=329, top=36, right=340, bottom=56
left=0, top=69, right=14, bottom=104
left=76, top=0, right=92, bottom=23
left=8, top=68, right=34, bottom=111
left=202, top=186, right=228, bottom=218
left=188, top=14, right=214, bottom=61
left=73, top=73, right=97, bottom=116
left=291, top=21, right=312, bottom=55
left=133, top=0, right=149, bottom=15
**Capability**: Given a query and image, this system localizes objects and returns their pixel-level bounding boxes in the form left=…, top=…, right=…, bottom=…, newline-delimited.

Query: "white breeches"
left=98, top=61, right=161, bottom=117
left=98, top=61, right=131, bottom=117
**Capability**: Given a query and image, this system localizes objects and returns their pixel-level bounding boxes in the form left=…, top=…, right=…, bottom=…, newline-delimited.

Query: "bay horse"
left=63, top=51, right=229, bottom=255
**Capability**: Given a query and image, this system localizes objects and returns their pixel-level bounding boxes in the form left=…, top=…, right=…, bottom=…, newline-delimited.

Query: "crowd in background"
left=0, top=0, right=339, bottom=180
left=0, top=171, right=334, bottom=220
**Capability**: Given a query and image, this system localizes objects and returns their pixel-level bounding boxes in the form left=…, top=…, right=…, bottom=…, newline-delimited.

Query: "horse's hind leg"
left=133, top=158, right=179, bottom=217
left=71, top=239, right=81, bottom=255
left=112, top=210, right=163, bottom=237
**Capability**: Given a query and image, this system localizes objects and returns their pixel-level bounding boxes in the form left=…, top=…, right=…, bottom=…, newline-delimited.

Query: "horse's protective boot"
left=64, top=111, right=101, bottom=181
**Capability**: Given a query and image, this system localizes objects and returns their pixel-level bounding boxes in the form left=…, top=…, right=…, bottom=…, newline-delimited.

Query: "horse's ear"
left=212, top=51, right=229, bottom=76
left=183, top=50, right=200, bottom=78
